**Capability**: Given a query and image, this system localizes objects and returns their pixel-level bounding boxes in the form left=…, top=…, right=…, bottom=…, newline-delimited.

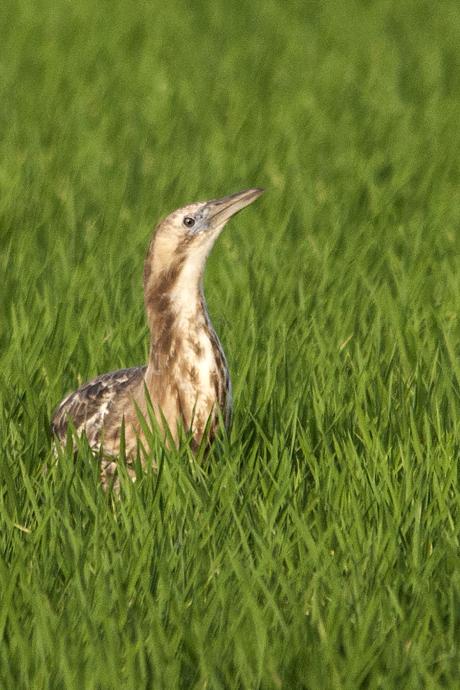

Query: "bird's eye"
left=183, top=216, right=195, bottom=228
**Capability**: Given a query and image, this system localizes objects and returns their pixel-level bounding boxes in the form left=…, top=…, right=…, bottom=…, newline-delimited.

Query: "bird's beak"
left=204, top=188, right=264, bottom=228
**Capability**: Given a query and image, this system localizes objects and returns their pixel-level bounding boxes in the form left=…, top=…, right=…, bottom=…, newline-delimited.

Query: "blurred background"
left=1, top=0, right=460, bottom=395
left=1, top=1, right=460, bottom=687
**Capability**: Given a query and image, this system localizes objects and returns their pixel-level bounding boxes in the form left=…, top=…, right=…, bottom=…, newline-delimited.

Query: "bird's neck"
left=142, top=252, right=227, bottom=439
left=141, top=243, right=230, bottom=442
left=144, top=246, right=208, bottom=356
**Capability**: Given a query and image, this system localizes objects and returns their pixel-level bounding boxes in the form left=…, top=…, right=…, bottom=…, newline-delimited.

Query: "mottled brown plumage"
left=51, top=188, right=263, bottom=485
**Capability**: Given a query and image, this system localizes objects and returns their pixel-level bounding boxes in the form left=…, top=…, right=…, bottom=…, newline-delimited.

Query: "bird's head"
left=145, top=188, right=264, bottom=293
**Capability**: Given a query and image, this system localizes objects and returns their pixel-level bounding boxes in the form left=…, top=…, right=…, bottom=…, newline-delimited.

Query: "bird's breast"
left=171, top=324, right=229, bottom=441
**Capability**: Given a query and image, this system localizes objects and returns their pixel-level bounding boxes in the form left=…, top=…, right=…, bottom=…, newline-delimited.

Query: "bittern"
left=51, top=188, right=264, bottom=485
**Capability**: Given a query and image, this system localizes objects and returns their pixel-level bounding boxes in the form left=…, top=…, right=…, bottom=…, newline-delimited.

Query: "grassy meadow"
left=2, top=0, right=460, bottom=687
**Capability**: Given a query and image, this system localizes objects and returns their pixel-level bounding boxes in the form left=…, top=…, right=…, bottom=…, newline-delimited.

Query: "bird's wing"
left=51, top=366, right=146, bottom=448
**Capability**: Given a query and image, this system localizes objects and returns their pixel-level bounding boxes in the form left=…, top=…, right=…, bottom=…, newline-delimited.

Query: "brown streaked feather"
left=206, top=317, right=232, bottom=428
left=51, top=366, right=146, bottom=449
left=51, top=188, right=263, bottom=484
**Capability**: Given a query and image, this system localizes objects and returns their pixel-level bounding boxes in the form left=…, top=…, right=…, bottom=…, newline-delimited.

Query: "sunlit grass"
left=1, top=0, right=460, bottom=687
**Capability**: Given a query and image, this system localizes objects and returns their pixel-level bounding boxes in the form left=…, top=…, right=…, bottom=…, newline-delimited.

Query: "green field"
left=1, top=0, right=460, bottom=687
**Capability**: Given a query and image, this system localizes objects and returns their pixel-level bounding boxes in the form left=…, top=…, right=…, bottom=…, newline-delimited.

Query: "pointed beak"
left=204, top=188, right=264, bottom=228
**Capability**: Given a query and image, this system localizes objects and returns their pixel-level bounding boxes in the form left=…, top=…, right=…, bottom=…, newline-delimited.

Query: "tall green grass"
left=1, top=0, right=460, bottom=687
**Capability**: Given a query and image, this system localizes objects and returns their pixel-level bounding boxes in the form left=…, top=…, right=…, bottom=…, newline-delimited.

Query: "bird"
left=51, top=188, right=264, bottom=486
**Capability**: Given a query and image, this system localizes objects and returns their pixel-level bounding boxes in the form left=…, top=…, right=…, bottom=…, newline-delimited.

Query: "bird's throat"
left=143, top=254, right=228, bottom=443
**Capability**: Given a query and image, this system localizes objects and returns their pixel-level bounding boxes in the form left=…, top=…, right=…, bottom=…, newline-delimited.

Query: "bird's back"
left=51, top=366, right=146, bottom=451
